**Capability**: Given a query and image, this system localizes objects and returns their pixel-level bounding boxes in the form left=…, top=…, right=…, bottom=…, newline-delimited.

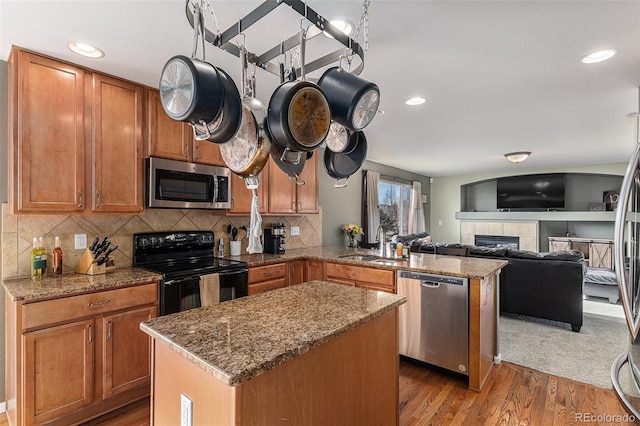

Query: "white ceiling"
left=1, top=0, right=639, bottom=177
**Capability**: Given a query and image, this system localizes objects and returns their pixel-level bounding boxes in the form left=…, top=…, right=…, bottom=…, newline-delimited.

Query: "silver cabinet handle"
left=106, top=321, right=112, bottom=340
left=195, top=145, right=200, bottom=160
left=264, top=270, right=275, bottom=276
left=298, top=202, right=302, bottom=211
left=87, top=324, right=92, bottom=344
left=87, top=299, right=111, bottom=307
left=78, top=190, right=83, bottom=208
left=96, top=191, right=101, bottom=208
left=230, top=199, right=235, bottom=210
left=184, top=144, right=190, bottom=159
left=292, top=202, right=296, bottom=211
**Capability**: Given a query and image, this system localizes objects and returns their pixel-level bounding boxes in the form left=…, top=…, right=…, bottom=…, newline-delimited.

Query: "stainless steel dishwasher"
left=397, top=270, right=469, bottom=375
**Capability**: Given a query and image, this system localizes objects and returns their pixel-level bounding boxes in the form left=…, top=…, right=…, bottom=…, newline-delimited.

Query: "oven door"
left=160, top=276, right=202, bottom=316
left=218, top=268, right=249, bottom=302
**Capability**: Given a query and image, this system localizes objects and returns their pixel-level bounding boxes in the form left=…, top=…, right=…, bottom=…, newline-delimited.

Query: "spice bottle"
left=53, top=236, right=63, bottom=275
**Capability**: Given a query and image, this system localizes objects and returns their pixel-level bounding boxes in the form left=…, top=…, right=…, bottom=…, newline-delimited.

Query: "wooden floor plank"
left=0, top=360, right=633, bottom=425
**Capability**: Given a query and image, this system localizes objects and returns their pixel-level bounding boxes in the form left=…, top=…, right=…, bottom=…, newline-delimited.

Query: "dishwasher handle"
left=421, top=281, right=441, bottom=288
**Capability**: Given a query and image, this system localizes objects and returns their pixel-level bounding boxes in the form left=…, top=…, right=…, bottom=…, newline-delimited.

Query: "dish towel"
left=199, top=273, right=220, bottom=307
left=247, top=189, right=264, bottom=254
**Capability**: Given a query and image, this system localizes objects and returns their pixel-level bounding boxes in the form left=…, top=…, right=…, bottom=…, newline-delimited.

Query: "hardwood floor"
left=0, top=361, right=633, bottom=425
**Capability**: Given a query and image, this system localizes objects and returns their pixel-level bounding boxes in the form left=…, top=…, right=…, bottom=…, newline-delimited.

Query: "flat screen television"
left=497, top=173, right=565, bottom=210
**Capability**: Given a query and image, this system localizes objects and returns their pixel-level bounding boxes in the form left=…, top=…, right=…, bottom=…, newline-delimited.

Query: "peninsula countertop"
left=1, top=266, right=162, bottom=302
left=231, top=246, right=508, bottom=280
left=140, top=280, right=406, bottom=386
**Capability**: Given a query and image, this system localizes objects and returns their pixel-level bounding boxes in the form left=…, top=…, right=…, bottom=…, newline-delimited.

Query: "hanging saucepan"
left=159, top=55, right=225, bottom=128
left=317, top=66, right=380, bottom=132
left=325, top=122, right=359, bottom=154
left=267, top=30, right=331, bottom=153
left=324, top=131, right=368, bottom=188
left=219, top=104, right=271, bottom=178
left=191, top=67, right=242, bottom=143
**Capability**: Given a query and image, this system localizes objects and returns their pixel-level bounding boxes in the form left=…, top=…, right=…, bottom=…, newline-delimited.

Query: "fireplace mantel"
left=456, top=211, right=616, bottom=222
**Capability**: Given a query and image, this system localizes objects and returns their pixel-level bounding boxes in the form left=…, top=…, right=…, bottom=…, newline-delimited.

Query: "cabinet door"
left=23, top=320, right=95, bottom=424
left=193, top=139, right=225, bottom=166
left=10, top=49, right=86, bottom=213
left=289, top=260, right=305, bottom=286
left=147, top=88, right=190, bottom=161
left=305, top=260, right=324, bottom=281
left=229, top=163, right=269, bottom=215
left=91, top=73, right=144, bottom=212
left=549, top=239, right=571, bottom=252
left=102, top=306, right=156, bottom=399
left=590, top=242, right=614, bottom=269
left=267, top=157, right=297, bottom=214
left=296, top=153, right=319, bottom=214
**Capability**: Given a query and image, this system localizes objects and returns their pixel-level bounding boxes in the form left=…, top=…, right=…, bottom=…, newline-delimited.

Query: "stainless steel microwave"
left=146, top=157, right=231, bottom=209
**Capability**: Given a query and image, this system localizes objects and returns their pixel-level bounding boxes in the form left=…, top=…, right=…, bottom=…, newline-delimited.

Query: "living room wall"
left=430, top=162, right=630, bottom=244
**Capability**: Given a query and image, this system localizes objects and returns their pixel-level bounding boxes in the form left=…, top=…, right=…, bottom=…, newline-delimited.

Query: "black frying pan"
left=323, top=132, right=368, bottom=188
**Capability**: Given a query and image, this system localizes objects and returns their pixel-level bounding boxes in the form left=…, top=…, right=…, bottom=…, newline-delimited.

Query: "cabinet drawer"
left=22, top=283, right=157, bottom=330
left=248, top=278, right=287, bottom=295
left=326, top=263, right=394, bottom=286
left=248, top=263, right=287, bottom=284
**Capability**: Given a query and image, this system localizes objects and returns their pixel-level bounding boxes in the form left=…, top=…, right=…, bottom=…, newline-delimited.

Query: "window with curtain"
left=378, top=179, right=412, bottom=237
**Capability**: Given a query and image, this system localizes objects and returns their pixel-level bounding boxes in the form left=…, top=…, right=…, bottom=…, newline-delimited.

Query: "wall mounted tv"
left=496, top=173, right=565, bottom=210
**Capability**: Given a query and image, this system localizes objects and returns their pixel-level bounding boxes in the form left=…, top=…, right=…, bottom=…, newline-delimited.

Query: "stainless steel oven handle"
left=216, top=268, right=249, bottom=277
left=163, top=277, right=200, bottom=286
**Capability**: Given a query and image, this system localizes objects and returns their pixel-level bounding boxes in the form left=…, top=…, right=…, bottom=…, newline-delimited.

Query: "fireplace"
left=475, top=235, right=520, bottom=249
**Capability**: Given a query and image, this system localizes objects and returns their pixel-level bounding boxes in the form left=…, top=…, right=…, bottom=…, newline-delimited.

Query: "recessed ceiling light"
left=323, top=19, right=354, bottom=38
left=68, top=42, right=104, bottom=58
left=405, top=97, right=426, bottom=106
left=580, top=49, right=617, bottom=64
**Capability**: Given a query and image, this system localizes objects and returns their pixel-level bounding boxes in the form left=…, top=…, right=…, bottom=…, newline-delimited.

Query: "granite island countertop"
left=1, top=266, right=162, bottom=302
left=140, top=280, right=405, bottom=386
left=232, top=246, right=508, bottom=280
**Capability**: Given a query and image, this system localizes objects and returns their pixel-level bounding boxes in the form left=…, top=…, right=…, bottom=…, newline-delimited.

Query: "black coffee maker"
left=264, top=223, right=286, bottom=254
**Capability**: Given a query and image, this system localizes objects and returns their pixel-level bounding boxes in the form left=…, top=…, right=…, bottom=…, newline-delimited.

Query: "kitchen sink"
left=338, top=254, right=381, bottom=262
left=338, top=254, right=406, bottom=265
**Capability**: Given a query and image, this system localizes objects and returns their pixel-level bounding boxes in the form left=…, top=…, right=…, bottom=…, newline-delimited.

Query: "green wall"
left=318, top=155, right=431, bottom=247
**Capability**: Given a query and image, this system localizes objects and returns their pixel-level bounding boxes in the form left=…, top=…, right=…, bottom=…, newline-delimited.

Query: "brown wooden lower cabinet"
left=5, top=283, right=158, bottom=426
left=248, top=263, right=288, bottom=295
left=305, top=260, right=324, bottom=282
left=325, top=262, right=396, bottom=293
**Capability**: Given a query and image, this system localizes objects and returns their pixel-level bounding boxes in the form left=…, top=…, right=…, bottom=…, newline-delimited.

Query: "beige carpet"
left=500, top=305, right=629, bottom=389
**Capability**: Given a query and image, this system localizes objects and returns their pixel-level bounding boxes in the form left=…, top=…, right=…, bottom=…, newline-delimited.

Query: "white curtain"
left=409, top=180, right=426, bottom=233
left=366, top=171, right=380, bottom=242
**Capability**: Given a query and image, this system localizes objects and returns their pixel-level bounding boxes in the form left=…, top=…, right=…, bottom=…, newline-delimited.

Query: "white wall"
left=429, top=162, right=629, bottom=243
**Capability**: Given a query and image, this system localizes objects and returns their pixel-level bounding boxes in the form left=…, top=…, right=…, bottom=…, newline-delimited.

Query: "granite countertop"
left=1, top=267, right=162, bottom=302
left=233, top=246, right=508, bottom=280
left=141, top=280, right=405, bottom=386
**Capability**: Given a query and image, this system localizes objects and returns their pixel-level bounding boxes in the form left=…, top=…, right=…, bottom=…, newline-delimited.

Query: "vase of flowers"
left=342, top=224, right=364, bottom=248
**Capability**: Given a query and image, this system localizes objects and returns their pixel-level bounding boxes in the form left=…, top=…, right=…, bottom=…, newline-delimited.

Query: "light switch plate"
left=290, top=226, right=300, bottom=236
left=74, top=234, right=87, bottom=250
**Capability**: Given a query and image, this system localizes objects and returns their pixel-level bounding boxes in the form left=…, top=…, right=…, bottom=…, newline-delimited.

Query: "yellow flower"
left=342, top=224, right=364, bottom=237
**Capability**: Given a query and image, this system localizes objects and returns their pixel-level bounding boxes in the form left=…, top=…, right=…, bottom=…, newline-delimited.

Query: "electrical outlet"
left=74, top=234, right=87, bottom=250
left=181, top=394, right=192, bottom=426
left=290, top=226, right=300, bottom=236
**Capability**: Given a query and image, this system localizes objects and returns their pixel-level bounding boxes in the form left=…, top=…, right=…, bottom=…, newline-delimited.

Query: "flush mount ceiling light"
left=580, top=49, right=617, bottom=64
left=504, top=151, right=531, bottom=164
left=68, top=42, right=105, bottom=58
left=405, top=97, right=426, bottom=106
left=324, top=19, right=354, bottom=38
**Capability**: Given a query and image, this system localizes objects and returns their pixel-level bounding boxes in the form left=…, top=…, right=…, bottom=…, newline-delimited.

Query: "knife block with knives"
left=75, top=236, right=118, bottom=275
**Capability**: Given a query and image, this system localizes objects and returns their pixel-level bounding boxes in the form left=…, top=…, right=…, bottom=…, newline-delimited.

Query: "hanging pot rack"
left=185, top=0, right=367, bottom=77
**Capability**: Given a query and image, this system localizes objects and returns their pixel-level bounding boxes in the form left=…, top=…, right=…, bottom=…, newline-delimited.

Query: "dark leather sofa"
left=405, top=240, right=586, bottom=332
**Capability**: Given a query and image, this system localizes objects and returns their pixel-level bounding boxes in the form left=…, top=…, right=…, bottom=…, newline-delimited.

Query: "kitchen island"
left=141, top=281, right=405, bottom=425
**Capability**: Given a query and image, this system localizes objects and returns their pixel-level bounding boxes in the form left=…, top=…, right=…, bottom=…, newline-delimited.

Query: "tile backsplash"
left=1, top=203, right=322, bottom=279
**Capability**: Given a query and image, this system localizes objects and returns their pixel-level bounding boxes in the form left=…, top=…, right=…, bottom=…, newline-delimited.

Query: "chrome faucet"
left=376, top=225, right=388, bottom=257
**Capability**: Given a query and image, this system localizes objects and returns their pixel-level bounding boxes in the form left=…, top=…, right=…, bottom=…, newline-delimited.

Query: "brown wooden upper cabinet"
left=267, top=154, right=319, bottom=214
left=228, top=161, right=270, bottom=215
left=8, top=47, right=144, bottom=214
left=146, top=88, right=224, bottom=166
